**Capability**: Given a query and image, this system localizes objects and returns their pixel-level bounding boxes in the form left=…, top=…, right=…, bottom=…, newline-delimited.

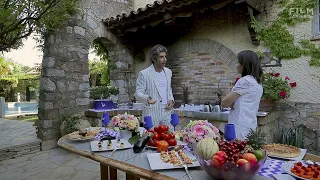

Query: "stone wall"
left=166, top=39, right=238, bottom=106
left=276, top=102, right=320, bottom=155
left=38, top=0, right=134, bottom=150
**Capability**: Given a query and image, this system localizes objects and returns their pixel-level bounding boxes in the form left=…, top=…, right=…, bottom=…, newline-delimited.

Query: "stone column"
left=38, top=24, right=91, bottom=150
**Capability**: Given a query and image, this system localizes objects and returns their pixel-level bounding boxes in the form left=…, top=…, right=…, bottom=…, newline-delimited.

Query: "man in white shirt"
left=135, top=44, right=174, bottom=129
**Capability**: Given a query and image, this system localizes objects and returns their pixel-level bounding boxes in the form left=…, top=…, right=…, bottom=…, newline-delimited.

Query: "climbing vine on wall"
left=252, top=0, right=320, bottom=66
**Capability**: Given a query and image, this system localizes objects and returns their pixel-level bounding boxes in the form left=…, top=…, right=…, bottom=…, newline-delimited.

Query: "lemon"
left=253, top=150, right=265, bottom=161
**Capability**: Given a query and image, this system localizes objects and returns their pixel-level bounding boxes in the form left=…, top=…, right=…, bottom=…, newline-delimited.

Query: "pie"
left=264, top=143, right=301, bottom=158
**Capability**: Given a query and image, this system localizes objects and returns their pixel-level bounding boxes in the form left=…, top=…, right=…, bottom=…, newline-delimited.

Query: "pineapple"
left=241, top=145, right=254, bottom=154
left=245, top=128, right=267, bottom=150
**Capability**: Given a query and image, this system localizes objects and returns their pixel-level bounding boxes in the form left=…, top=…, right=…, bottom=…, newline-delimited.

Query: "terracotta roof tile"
left=103, top=0, right=200, bottom=28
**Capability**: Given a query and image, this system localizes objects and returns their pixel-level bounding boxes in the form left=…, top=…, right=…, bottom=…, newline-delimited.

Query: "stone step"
left=0, top=138, right=41, bottom=161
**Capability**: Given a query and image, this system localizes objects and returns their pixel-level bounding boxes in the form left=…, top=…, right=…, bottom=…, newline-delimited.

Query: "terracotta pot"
left=258, top=99, right=275, bottom=112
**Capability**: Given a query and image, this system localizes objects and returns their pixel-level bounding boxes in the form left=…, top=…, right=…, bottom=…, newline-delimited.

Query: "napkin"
left=258, top=159, right=285, bottom=178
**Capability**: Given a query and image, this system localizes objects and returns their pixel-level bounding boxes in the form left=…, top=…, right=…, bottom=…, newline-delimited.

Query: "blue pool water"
left=5, top=102, right=38, bottom=116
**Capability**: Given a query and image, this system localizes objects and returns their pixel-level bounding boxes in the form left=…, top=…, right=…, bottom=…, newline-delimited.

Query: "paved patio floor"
left=0, top=119, right=39, bottom=150
left=0, top=147, right=131, bottom=180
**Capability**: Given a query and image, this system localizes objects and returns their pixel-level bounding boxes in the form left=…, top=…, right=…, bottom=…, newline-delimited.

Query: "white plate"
left=66, top=127, right=103, bottom=141
left=273, top=174, right=296, bottom=180
left=145, top=140, right=186, bottom=149
left=281, top=161, right=310, bottom=180
left=147, top=151, right=200, bottom=170
left=90, top=139, right=133, bottom=152
left=268, top=149, right=307, bottom=161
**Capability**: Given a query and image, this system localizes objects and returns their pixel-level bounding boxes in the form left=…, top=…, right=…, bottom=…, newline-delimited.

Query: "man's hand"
left=166, top=100, right=174, bottom=110
left=147, top=97, right=156, bottom=105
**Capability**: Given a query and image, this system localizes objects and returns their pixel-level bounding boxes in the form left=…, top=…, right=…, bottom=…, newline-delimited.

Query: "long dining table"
left=57, top=136, right=273, bottom=180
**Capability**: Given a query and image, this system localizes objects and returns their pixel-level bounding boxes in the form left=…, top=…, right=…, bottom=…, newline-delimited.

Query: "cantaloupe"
left=196, top=138, right=219, bottom=160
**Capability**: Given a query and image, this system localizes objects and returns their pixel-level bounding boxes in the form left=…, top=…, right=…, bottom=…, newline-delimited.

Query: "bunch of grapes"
left=217, top=140, right=248, bottom=164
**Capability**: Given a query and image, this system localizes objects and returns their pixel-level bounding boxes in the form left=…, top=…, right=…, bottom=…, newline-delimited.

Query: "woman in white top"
left=221, top=50, right=263, bottom=140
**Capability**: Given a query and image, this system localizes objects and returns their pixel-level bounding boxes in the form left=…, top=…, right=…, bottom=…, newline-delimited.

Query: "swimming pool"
left=5, top=102, right=38, bottom=116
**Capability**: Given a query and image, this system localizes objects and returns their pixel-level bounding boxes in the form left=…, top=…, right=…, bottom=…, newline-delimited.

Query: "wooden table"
left=58, top=136, right=274, bottom=180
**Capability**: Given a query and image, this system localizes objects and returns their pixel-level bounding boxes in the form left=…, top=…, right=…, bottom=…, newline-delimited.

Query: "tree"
left=89, top=58, right=107, bottom=87
left=0, top=0, right=79, bottom=52
left=0, top=56, right=11, bottom=75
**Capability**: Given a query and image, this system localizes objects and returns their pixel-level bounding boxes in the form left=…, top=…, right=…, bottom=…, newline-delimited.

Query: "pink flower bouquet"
left=110, top=112, right=140, bottom=132
left=183, top=120, right=221, bottom=145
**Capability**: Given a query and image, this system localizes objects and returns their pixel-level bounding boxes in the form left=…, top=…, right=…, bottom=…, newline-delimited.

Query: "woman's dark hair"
left=149, top=44, right=167, bottom=64
left=237, top=50, right=263, bottom=83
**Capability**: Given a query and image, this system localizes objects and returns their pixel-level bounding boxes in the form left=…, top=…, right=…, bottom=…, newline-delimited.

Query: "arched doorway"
left=37, top=0, right=134, bottom=150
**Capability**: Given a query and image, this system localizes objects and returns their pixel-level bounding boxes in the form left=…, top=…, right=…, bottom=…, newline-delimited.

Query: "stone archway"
left=38, top=0, right=134, bottom=150
left=166, top=38, right=238, bottom=106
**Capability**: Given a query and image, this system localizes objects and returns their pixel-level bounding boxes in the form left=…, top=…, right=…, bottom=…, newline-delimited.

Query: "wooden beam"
left=100, top=164, right=109, bottom=180
left=235, top=0, right=265, bottom=14
left=245, top=6, right=260, bottom=45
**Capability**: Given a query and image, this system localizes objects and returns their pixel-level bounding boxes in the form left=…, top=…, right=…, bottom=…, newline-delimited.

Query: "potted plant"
left=60, top=114, right=91, bottom=136
left=90, top=86, right=119, bottom=110
left=234, top=72, right=296, bottom=111
left=259, top=72, right=296, bottom=111
left=110, top=112, right=140, bottom=140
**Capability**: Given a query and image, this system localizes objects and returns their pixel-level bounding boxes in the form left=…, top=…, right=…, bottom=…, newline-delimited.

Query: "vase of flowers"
left=110, top=112, right=140, bottom=140
left=259, top=72, right=297, bottom=111
left=183, top=120, right=221, bottom=148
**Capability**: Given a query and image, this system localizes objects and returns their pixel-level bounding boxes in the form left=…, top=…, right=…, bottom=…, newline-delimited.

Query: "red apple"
left=243, top=153, right=257, bottom=164
left=211, top=155, right=226, bottom=167
left=215, top=151, right=227, bottom=159
left=237, top=159, right=248, bottom=167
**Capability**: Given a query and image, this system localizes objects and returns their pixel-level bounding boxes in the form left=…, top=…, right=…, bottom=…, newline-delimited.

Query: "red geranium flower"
left=290, top=82, right=297, bottom=88
left=285, top=76, right=290, bottom=80
left=279, top=91, right=287, bottom=99
left=274, top=73, right=280, bottom=77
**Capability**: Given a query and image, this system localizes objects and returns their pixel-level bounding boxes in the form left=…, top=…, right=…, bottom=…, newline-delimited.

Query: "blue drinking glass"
left=144, top=116, right=153, bottom=130
left=170, top=114, right=179, bottom=131
left=224, top=124, right=236, bottom=141
left=102, top=112, right=110, bottom=132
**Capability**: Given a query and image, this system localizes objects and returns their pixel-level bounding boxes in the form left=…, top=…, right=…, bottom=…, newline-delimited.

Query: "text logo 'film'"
left=289, top=8, right=314, bottom=18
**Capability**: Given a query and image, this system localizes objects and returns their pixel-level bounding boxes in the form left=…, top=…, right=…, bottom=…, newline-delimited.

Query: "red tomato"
left=163, top=125, right=169, bottom=132
left=161, top=132, right=171, bottom=141
left=168, top=139, right=177, bottom=146
left=154, top=126, right=160, bottom=133
left=154, top=140, right=160, bottom=147
left=147, top=129, right=154, bottom=133
left=168, top=132, right=175, bottom=139
left=152, top=132, right=160, bottom=140
left=158, top=125, right=168, bottom=133
left=147, top=139, right=154, bottom=146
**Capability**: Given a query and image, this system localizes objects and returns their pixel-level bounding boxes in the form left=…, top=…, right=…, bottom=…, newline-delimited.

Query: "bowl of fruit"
left=145, top=125, right=179, bottom=151
left=194, top=136, right=267, bottom=180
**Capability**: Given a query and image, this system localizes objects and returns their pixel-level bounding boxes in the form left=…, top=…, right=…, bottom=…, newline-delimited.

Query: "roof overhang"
left=103, top=0, right=265, bottom=45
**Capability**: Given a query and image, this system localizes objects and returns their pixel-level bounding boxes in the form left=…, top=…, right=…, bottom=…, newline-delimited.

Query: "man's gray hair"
left=149, top=44, right=167, bottom=64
